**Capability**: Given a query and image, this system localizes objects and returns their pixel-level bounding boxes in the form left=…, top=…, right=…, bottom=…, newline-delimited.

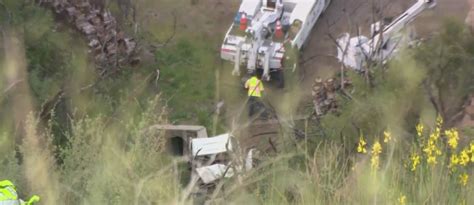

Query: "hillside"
left=1, top=0, right=474, bottom=204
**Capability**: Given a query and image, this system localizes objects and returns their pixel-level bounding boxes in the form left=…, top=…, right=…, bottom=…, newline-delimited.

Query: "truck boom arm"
left=337, top=0, right=436, bottom=71
left=370, top=0, right=436, bottom=52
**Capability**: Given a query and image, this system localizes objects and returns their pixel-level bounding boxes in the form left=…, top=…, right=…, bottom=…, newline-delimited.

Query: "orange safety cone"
left=240, top=13, right=248, bottom=31
left=275, top=20, right=283, bottom=38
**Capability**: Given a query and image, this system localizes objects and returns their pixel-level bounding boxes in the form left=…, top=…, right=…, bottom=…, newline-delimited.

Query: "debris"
left=195, top=164, right=234, bottom=184
left=312, top=77, right=352, bottom=117
left=312, top=78, right=325, bottom=116
left=40, top=0, right=140, bottom=77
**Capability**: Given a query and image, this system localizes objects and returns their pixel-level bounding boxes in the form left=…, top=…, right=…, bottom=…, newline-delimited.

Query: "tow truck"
left=221, top=0, right=332, bottom=87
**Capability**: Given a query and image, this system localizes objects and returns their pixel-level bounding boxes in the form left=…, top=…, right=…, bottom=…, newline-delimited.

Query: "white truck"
left=337, top=0, right=437, bottom=71
left=221, top=0, right=331, bottom=87
left=147, top=125, right=253, bottom=185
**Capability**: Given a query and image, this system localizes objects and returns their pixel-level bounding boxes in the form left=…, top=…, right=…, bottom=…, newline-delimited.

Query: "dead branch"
left=155, top=11, right=178, bottom=49
left=2, top=79, right=24, bottom=96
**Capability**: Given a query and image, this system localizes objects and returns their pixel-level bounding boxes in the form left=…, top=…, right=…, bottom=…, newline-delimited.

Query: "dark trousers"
left=248, top=96, right=261, bottom=117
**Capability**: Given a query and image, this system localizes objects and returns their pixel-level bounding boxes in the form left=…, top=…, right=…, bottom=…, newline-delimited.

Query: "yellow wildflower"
left=430, top=128, right=441, bottom=141
left=436, top=115, right=443, bottom=128
left=398, top=194, right=407, bottom=205
left=416, top=122, right=424, bottom=137
left=469, top=143, right=474, bottom=162
left=460, top=149, right=470, bottom=166
left=449, top=154, right=459, bottom=170
left=370, top=156, right=379, bottom=171
left=383, top=131, right=392, bottom=143
left=410, top=153, right=420, bottom=171
left=451, top=154, right=460, bottom=165
left=423, top=128, right=442, bottom=165
left=460, top=173, right=469, bottom=186
left=427, top=156, right=437, bottom=165
left=372, top=141, right=382, bottom=155
left=445, top=129, right=459, bottom=150
left=371, top=141, right=382, bottom=170
left=357, top=136, right=367, bottom=154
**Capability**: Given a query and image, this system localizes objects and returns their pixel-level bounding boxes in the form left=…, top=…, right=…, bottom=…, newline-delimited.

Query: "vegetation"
left=1, top=1, right=474, bottom=205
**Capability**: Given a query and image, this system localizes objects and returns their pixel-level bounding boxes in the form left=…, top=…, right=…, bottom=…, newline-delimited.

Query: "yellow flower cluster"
left=416, top=122, right=424, bottom=137
left=436, top=115, right=443, bottom=128
left=449, top=154, right=459, bottom=170
left=357, top=136, right=367, bottom=154
left=423, top=127, right=442, bottom=165
left=460, top=150, right=470, bottom=166
left=445, top=129, right=459, bottom=150
left=398, top=194, right=407, bottom=205
left=414, top=117, right=473, bottom=188
left=355, top=134, right=386, bottom=172
left=383, top=131, right=392, bottom=143
left=449, top=144, right=474, bottom=170
left=410, top=153, right=420, bottom=171
left=371, top=141, right=382, bottom=171
left=460, top=173, right=469, bottom=186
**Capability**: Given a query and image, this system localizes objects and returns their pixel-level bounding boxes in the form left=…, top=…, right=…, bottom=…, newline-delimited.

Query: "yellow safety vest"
left=0, top=180, right=19, bottom=204
left=0, top=180, right=40, bottom=205
left=245, top=76, right=264, bottom=97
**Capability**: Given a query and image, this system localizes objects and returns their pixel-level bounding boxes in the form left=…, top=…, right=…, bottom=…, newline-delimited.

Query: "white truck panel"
left=239, top=0, right=262, bottom=17
left=191, top=133, right=232, bottom=156
left=288, top=0, right=316, bottom=23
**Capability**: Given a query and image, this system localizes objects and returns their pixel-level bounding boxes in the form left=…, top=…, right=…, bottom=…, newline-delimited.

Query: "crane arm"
left=370, top=0, right=436, bottom=49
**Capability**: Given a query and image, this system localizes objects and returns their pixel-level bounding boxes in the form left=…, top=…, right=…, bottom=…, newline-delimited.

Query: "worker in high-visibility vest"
left=0, top=180, right=40, bottom=205
left=244, top=71, right=264, bottom=117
